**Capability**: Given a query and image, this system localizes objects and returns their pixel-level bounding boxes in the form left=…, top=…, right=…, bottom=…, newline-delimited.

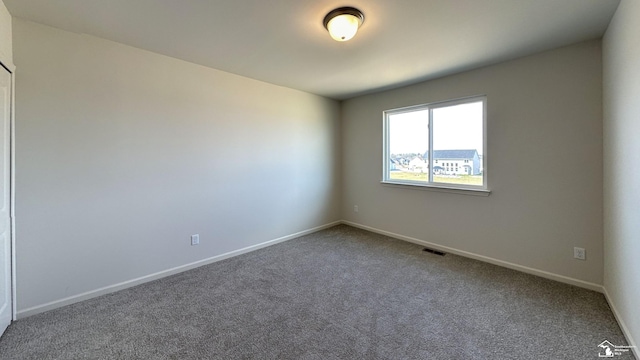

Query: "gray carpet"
left=0, top=225, right=633, bottom=359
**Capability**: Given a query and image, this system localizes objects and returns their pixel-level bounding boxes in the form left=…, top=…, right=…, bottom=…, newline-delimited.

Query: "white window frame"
left=382, top=95, right=489, bottom=195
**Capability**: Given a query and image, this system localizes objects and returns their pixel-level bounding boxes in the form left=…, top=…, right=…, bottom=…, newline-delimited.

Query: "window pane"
left=388, top=109, right=429, bottom=183
left=432, top=101, right=483, bottom=186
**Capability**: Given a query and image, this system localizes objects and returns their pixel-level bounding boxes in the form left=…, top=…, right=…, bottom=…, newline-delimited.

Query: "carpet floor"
left=0, top=225, right=633, bottom=359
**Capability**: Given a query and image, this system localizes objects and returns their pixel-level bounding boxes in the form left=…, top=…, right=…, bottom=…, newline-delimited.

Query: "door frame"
left=10, top=62, right=15, bottom=321
left=0, top=59, right=16, bottom=322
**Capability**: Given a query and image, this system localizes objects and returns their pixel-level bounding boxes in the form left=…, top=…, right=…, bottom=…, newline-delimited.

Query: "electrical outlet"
left=573, top=247, right=585, bottom=260
left=191, top=234, right=200, bottom=246
left=354, top=205, right=359, bottom=213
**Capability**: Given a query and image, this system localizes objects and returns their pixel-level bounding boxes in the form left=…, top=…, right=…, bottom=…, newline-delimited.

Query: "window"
left=383, top=96, right=487, bottom=191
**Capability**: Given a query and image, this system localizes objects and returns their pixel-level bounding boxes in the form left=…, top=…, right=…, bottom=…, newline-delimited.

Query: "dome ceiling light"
left=323, top=7, right=365, bottom=42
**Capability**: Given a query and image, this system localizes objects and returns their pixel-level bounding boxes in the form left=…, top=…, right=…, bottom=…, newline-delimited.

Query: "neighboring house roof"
left=429, top=149, right=478, bottom=159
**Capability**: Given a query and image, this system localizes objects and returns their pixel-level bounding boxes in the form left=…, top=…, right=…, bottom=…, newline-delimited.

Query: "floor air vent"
left=423, top=248, right=446, bottom=256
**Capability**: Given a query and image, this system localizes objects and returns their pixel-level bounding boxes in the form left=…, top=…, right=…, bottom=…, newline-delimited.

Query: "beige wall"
left=603, top=0, right=639, bottom=351
left=13, top=19, right=341, bottom=315
left=342, top=40, right=604, bottom=287
left=0, top=0, right=11, bottom=67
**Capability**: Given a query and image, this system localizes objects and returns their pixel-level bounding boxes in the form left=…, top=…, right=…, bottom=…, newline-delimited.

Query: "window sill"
left=380, top=180, right=491, bottom=196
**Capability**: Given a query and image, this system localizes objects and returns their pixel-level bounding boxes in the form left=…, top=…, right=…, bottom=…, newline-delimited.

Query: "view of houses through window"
left=384, top=96, right=486, bottom=189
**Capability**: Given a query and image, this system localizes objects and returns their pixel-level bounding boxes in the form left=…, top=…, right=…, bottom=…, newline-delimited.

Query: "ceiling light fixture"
left=323, top=7, right=364, bottom=42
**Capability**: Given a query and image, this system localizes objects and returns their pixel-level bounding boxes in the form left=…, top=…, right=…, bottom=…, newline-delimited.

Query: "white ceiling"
left=4, top=0, right=620, bottom=100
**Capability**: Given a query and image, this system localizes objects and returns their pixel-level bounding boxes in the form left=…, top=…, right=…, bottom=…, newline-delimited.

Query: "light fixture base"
left=323, top=7, right=365, bottom=31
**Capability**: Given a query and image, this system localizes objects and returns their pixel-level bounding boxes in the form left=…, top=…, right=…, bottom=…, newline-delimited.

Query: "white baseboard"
left=17, top=221, right=342, bottom=319
left=341, top=220, right=604, bottom=293
left=603, top=287, right=639, bottom=359
left=17, top=219, right=636, bottom=358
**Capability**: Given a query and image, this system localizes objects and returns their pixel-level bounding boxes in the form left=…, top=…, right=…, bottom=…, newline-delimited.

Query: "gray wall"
left=603, top=0, right=640, bottom=350
left=341, top=40, right=604, bottom=286
left=13, top=19, right=341, bottom=314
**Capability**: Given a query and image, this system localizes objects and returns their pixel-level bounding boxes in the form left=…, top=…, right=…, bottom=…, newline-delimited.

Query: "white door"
left=0, top=64, right=12, bottom=336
